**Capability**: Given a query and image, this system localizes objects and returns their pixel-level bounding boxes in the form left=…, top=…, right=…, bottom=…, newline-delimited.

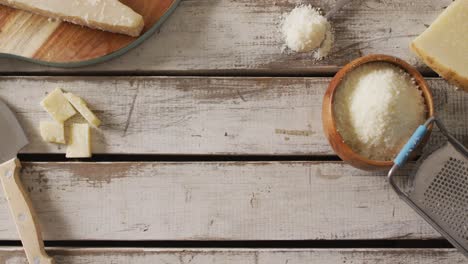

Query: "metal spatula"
left=0, top=99, right=54, bottom=264
left=388, top=116, right=468, bottom=257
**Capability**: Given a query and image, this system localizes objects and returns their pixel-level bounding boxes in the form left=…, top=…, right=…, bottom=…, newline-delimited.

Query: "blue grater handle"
left=394, top=125, right=428, bottom=167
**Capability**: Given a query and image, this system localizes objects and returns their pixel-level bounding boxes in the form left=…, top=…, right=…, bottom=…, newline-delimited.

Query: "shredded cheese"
left=333, top=62, right=426, bottom=161
left=281, top=5, right=333, bottom=57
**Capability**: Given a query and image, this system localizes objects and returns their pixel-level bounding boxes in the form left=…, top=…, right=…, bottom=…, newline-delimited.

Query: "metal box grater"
left=388, top=117, right=467, bottom=258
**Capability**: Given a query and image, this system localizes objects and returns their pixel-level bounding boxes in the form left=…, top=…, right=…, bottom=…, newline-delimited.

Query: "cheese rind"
left=410, top=0, right=468, bottom=91
left=66, top=123, right=91, bottom=158
left=39, top=121, right=65, bottom=144
left=64, top=92, right=101, bottom=127
left=0, top=0, right=144, bottom=37
left=40, top=88, right=77, bottom=123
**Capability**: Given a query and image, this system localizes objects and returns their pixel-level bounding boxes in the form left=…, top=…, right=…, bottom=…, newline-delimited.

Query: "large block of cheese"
left=40, top=88, right=77, bottom=123
left=64, top=92, right=101, bottom=127
left=39, top=121, right=65, bottom=144
left=411, top=0, right=468, bottom=91
left=66, top=123, right=91, bottom=158
left=0, top=0, right=144, bottom=37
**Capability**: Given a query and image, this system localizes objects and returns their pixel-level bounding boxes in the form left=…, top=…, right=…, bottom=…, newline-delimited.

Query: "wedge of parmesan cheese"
left=40, top=88, right=77, bottom=123
left=64, top=92, right=101, bottom=127
left=40, top=121, right=65, bottom=144
left=410, top=0, right=468, bottom=91
left=66, top=123, right=91, bottom=158
left=0, top=0, right=144, bottom=37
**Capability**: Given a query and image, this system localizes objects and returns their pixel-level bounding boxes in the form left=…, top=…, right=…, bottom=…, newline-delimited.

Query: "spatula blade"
left=0, top=99, right=28, bottom=163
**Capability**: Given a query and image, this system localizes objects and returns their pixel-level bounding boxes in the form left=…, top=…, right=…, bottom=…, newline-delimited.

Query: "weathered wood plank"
left=0, top=161, right=443, bottom=240
left=0, top=0, right=452, bottom=73
left=0, top=76, right=465, bottom=155
left=0, top=248, right=466, bottom=263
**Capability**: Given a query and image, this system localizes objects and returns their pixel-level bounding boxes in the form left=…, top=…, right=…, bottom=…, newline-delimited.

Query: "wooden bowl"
left=322, top=54, right=435, bottom=171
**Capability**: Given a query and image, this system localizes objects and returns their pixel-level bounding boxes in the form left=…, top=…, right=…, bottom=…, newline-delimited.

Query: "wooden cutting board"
left=0, top=0, right=180, bottom=67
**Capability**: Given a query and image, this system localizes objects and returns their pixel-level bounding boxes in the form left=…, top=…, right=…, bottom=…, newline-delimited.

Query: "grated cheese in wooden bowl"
left=333, top=62, right=426, bottom=161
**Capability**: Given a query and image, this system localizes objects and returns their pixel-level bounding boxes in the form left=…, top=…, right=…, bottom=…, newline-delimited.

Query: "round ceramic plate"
left=0, top=0, right=181, bottom=67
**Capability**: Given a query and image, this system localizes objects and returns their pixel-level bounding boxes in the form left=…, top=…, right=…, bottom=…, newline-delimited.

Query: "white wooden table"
left=1, top=0, right=467, bottom=263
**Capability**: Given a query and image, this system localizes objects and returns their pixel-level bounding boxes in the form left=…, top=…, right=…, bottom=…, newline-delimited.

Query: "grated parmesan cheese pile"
left=333, top=62, right=426, bottom=161
left=280, top=5, right=334, bottom=59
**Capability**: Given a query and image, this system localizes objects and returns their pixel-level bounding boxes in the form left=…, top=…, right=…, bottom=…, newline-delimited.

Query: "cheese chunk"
left=39, top=121, right=65, bottom=144
left=411, top=0, right=468, bottom=91
left=40, top=88, right=77, bottom=123
left=0, top=0, right=144, bottom=37
left=66, top=123, right=91, bottom=158
left=64, top=93, right=101, bottom=127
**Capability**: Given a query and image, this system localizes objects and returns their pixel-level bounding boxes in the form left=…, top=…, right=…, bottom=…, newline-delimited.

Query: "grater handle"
left=394, top=125, right=429, bottom=167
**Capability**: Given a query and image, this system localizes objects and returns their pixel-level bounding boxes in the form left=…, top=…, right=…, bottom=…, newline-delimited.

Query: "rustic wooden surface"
left=0, top=162, right=440, bottom=240
left=0, top=0, right=453, bottom=73
left=0, top=77, right=465, bottom=155
left=0, top=248, right=466, bottom=264
left=1, top=0, right=467, bottom=262
left=0, top=0, right=178, bottom=63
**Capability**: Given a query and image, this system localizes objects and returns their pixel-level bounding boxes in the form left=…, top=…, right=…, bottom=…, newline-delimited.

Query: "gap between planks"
left=18, top=154, right=343, bottom=162
left=0, top=239, right=455, bottom=249
left=0, top=69, right=443, bottom=77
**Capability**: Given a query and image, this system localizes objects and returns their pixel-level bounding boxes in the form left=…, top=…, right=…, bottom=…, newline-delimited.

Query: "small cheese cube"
left=64, top=93, right=101, bottom=127
left=39, top=121, right=65, bottom=144
left=40, top=88, right=77, bottom=123
left=66, top=123, right=91, bottom=158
